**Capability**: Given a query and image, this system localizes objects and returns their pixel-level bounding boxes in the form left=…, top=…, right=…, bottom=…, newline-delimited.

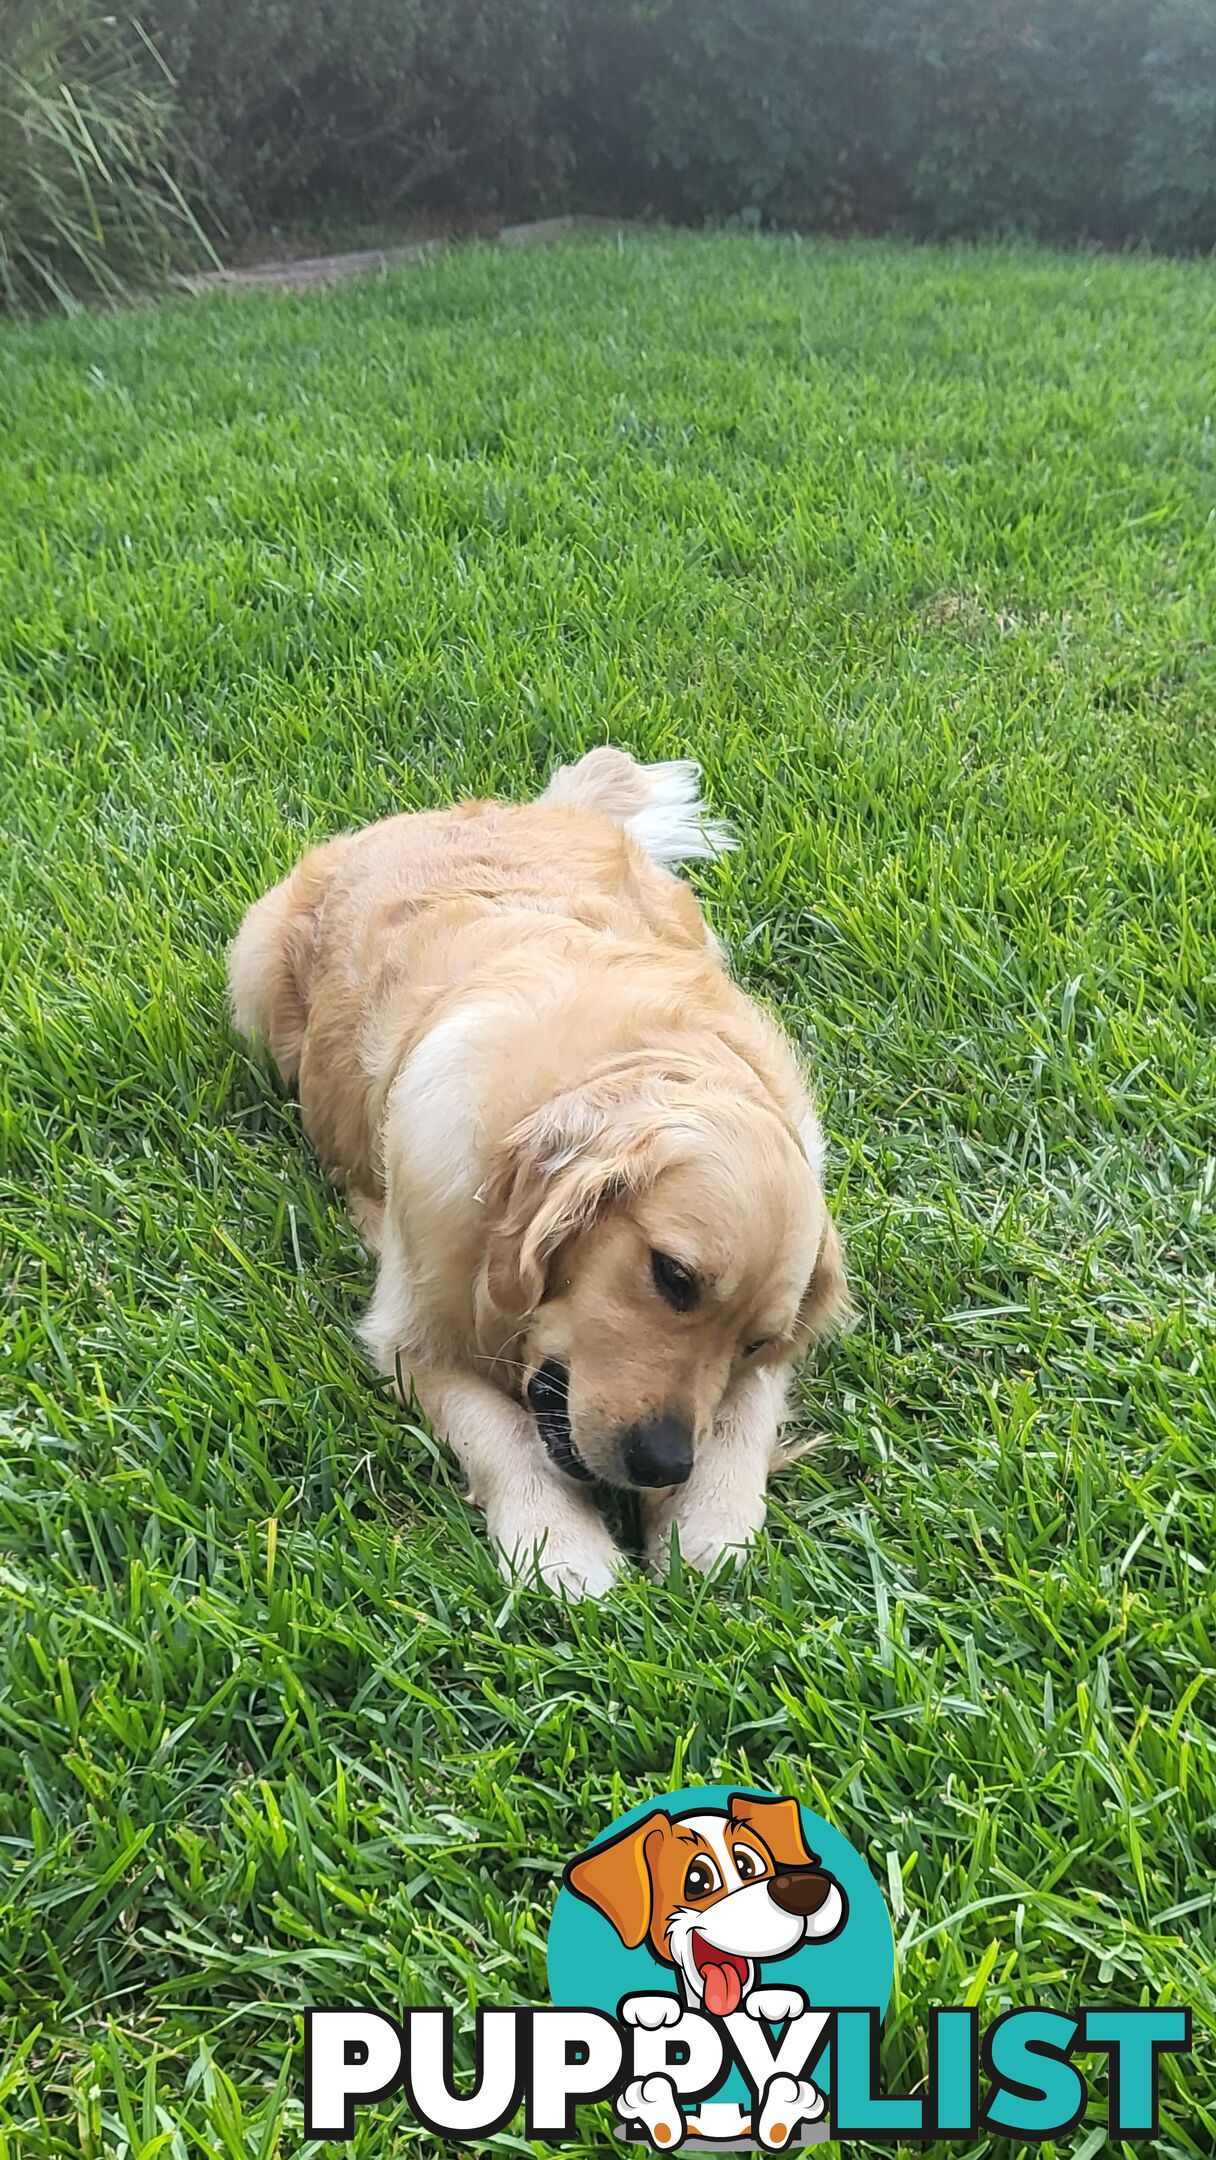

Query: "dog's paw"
left=529, top=1538, right=622, bottom=1600
left=347, top=1190, right=384, bottom=1254
left=621, top=1994, right=683, bottom=2030
left=745, top=1985, right=808, bottom=2025
left=757, top=2074, right=824, bottom=2150
left=617, top=2072, right=685, bottom=2149
left=487, top=1489, right=623, bottom=1600
left=646, top=1493, right=766, bottom=1579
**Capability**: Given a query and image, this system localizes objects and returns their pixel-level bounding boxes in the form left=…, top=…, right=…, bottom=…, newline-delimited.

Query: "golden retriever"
left=229, top=749, right=849, bottom=1595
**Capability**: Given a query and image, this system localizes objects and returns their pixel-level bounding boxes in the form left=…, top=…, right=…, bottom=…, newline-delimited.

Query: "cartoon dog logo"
left=565, top=1792, right=847, bottom=2148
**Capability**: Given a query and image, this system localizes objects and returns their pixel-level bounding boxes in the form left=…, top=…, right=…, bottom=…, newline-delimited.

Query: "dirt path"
left=182, top=216, right=635, bottom=296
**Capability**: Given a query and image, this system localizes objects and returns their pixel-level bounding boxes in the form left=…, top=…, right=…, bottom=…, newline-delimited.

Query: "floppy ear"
left=564, top=1812, right=672, bottom=1949
left=480, top=1119, right=561, bottom=1317
left=798, top=1213, right=854, bottom=1342
left=481, top=1088, right=651, bottom=1318
left=728, top=1792, right=816, bottom=1870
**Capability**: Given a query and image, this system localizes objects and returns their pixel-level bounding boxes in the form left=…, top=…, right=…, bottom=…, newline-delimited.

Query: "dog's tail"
left=540, top=746, right=734, bottom=866
left=228, top=835, right=350, bottom=1083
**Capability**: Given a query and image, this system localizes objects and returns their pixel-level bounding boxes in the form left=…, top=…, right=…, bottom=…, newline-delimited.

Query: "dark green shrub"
left=145, top=0, right=570, bottom=226
left=898, top=0, right=1152, bottom=244
left=1126, top=0, right=1216, bottom=249
left=0, top=0, right=212, bottom=309
left=568, top=0, right=904, bottom=232
left=570, top=0, right=1216, bottom=252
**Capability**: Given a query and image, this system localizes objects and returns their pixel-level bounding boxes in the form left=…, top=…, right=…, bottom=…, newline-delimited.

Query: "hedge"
left=573, top=0, right=1216, bottom=249
left=151, top=0, right=1216, bottom=251
left=146, top=0, right=570, bottom=226
left=5, top=0, right=1215, bottom=309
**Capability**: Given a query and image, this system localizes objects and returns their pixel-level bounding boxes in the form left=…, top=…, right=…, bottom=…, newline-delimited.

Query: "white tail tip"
left=624, top=758, right=736, bottom=865
left=541, top=747, right=734, bottom=866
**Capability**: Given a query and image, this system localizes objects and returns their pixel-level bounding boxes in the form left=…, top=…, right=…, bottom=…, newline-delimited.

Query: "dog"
left=566, top=1791, right=846, bottom=2147
left=229, top=749, right=850, bottom=1595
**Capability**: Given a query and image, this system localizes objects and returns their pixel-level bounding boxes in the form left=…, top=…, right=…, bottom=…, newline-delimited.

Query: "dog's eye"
left=684, top=1856, right=721, bottom=1900
left=733, top=1843, right=765, bottom=1881
left=651, top=1251, right=700, bottom=1312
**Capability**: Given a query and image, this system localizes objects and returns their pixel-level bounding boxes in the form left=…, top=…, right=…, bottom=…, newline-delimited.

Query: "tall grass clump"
left=0, top=1, right=212, bottom=311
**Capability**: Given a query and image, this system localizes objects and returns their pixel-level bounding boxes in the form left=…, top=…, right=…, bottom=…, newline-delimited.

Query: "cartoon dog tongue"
left=700, top=1950, right=746, bottom=2017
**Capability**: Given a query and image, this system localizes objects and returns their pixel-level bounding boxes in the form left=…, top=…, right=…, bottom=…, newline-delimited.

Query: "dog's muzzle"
left=526, top=1361, right=592, bottom=1483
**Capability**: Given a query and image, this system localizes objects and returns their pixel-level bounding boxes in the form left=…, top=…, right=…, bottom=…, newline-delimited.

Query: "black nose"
left=621, top=1417, right=694, bottom=1488
left=770, top=1867, right=833, bottom=1916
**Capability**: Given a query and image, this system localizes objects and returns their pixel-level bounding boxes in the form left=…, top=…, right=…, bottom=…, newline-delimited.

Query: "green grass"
left=1, top=231, right=1214, bottom=2158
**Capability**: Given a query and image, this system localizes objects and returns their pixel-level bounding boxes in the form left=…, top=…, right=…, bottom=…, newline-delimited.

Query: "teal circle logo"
left=547, top=1784, right=893, bottom=2143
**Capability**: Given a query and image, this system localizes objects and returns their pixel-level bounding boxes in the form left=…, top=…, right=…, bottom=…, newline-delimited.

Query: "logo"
left=549, top=1782, right=891, bottom=2147
left=303, top=1783, right=1190, bottom=2148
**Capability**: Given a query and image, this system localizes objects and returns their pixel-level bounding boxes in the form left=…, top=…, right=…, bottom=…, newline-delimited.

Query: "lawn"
left=1, top=232, right=1214, bottom=2158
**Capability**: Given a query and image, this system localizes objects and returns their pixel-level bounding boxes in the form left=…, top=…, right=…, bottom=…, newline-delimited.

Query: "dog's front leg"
left=643, top=1366, right=787, bottom=1577
left=414, top=1371, right=623, bottom=1599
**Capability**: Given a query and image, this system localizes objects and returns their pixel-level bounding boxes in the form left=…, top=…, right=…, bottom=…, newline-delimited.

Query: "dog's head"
left=565, top=1793, right=847, bottom=2013
left=476, top=1064, right=849, bottom=1488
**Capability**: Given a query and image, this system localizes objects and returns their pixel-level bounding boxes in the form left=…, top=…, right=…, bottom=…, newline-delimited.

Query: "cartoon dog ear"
left=728, top=1792, right=816, bottom=1871
left=563, top=1812, right=672, bottom=1949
